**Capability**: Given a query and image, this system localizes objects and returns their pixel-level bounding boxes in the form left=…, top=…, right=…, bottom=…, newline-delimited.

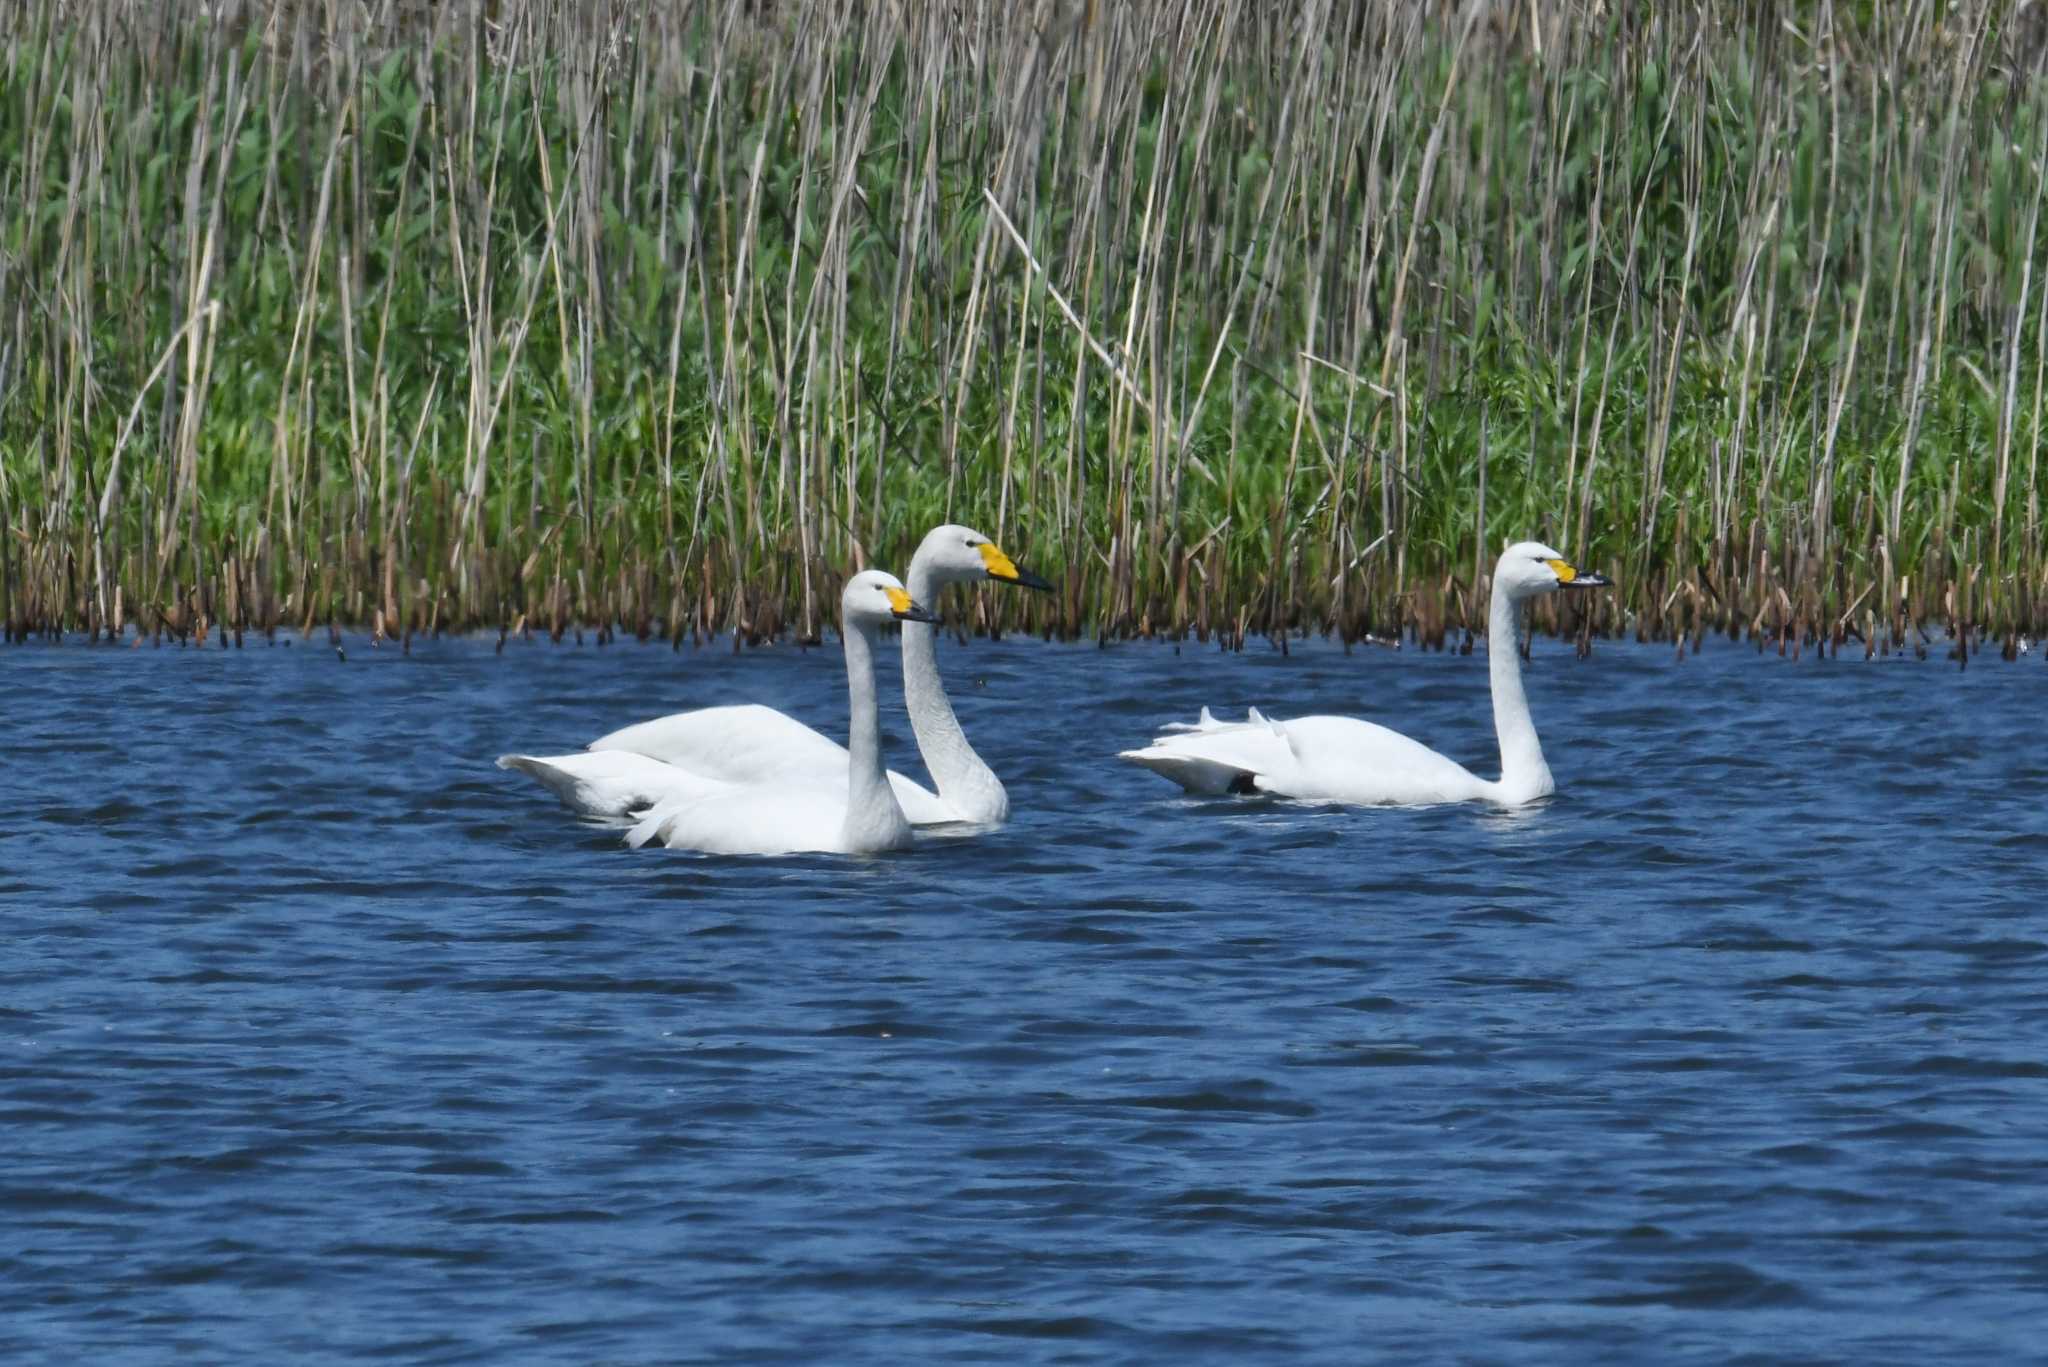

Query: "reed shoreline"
left=3, top=1, right=2044, bottom=655
left=9, top=611, right=2031, bottom=673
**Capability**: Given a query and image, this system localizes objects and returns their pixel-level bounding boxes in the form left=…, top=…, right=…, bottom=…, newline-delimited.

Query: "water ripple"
left=1, top=636, right=2044, bottom=1362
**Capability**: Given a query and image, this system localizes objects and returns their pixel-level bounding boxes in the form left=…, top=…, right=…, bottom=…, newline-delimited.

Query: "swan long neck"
left=841, top=618, right=911, bottom=850
left=902, top=553, right=1009, bottom=823
left=1487, top=580, right=1554, bottom=802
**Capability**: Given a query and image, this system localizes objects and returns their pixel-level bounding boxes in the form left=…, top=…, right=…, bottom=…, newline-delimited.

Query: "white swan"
left=1119, top=542, right=1611, bottom=807
left=499, top=525, right=1051, bottom=824
left=567, top=570, right=941, bottom=855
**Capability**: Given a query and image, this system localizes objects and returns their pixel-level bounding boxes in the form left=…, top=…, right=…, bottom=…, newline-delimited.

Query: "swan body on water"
left=499, top=526, right=1050, bottom=826
left=585, top=570, right=939, bottom=855
left=1119, top=542, right=1610, bottom=807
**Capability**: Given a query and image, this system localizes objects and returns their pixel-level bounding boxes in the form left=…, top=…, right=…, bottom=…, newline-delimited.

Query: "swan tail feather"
left=1158, top=704, right=1237, bottom=735
left=1117, top=746, right=1257, bottom=796
left=497, top=753, right=604, bottom=812
left=624, top=802, right=677, bottom=850
left=498, top=751, right=699, bottom=822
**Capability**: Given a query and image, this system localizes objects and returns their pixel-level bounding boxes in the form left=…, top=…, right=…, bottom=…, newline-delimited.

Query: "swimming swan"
left=608, top=571, right=939, bottom=855
left=499, top=525, right=1051, bottom=824
left=1119, top=542, right=1610, bottom=807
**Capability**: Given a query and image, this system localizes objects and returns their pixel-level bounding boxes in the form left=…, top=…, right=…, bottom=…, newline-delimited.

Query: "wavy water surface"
left=3, top=631, right=2045, bottom=1362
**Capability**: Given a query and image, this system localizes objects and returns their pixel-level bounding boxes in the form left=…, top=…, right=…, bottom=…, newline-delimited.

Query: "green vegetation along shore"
left=2, top=0, right=2045, bottom=656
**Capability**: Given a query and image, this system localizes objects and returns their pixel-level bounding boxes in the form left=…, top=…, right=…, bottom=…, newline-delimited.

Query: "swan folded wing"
left=589, top=702, right=955, bottom=825
left=1117, top=710, right=1303, bottom=795
left=1263, top=715, right=1491, bottom=805
left=496, top=751, right=725, bottom=821
left=625, top=784, right=871, bottom=856
left=589, top=703, right=848, bottom=782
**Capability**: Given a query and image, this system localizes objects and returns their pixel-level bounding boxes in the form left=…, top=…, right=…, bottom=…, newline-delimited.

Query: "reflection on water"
left=2, top=632, right=2044, bottom=1362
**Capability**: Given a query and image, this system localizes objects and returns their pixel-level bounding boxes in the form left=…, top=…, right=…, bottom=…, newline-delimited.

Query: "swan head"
left=843, top=569, right=941, bottom=628
left=916, top=524, right=1054, bottom=591
left=1494, top=541, right=1612, bottom=601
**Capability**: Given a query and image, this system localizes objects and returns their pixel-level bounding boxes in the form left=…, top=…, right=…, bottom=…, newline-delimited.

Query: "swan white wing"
left=1261, top=714, right=1490, bottom=805
left=625, top=784, right=900, bottom=856
left=590, top=703, right=846, bottom=782
left=496, top=751, right=725, bottom=821
left=587, top=702, right=957, bottom=825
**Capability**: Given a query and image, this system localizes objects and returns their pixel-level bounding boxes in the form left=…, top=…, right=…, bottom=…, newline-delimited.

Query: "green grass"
left=1, top=0, right=2043, bottom=656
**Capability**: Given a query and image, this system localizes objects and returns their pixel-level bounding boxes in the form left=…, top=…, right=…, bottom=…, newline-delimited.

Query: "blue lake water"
left=3, top=628, right=2045, bottom=1363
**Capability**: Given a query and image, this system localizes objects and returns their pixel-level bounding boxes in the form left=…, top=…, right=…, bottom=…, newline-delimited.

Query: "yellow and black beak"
left=1548, top=558, right=1611, bottom=589
left=884, top=586, right=942, bottom=624
left=978, top=542, right=1055, bottom=592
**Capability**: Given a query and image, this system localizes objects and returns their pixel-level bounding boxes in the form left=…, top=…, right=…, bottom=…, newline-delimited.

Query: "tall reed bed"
left=1, top=0, right=2044, bottom=655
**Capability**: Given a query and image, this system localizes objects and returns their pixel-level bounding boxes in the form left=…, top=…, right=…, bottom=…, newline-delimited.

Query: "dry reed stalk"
left=0, top=0, right=2042, bottom=652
